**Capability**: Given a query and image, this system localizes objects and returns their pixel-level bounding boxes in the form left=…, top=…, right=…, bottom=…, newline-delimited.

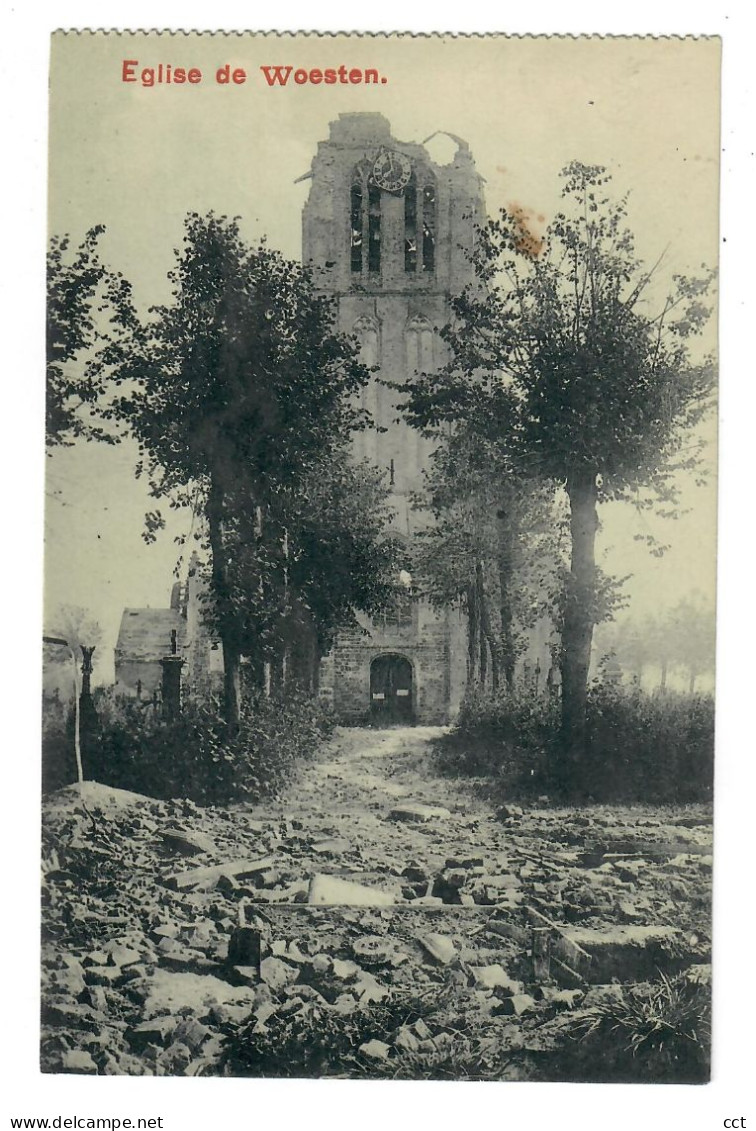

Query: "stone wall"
left=322, top=601, right=461, bottom=726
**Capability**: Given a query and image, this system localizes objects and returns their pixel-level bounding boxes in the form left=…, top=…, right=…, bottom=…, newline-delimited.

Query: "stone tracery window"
left=404, top=170, right=436, bottom=275
left=422, top=180, right=436, bottom=273
left=350, top=162, right=381, bottom=275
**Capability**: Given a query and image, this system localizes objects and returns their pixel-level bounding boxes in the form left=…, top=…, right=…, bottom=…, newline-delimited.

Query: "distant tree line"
left=594, top=597, right=716, bottom=694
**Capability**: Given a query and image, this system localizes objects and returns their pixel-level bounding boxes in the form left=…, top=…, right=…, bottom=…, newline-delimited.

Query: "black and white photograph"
left=39, top=30, right=719, bottom=1088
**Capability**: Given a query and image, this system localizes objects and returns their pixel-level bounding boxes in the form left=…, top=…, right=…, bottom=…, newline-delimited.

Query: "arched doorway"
left=370, top=654, right=414, bottom=725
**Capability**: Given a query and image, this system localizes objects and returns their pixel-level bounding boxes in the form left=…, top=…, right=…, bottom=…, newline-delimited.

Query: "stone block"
left=127, top=1015, right=177, bottom=1050
left=470, top=964, right=523, bottom=995
left=307, top=873, right=394, bottom=906
left=160, top=828, right=217, bottom=856
left=359, top=1039, right=391, bottom=1061
left=166, top=857, right=276, bottom=892
left=227, top=926, right=263, bottom=969
left=388, top=804, right=452, bottom=823
left=259, top=957, right=300, bottom=993
left=563, top=924, right=693, bottom=982
left=61, top=1049, right=98, bottom=1074
left=311, top=838, right=352, bottom=856
left=494, top=993, right=536, bottom=1017
left=418, top=933, right=458, bottom=966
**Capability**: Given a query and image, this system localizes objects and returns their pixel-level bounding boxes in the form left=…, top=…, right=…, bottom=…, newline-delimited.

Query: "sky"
left=46, top=32, right=720, bottom=682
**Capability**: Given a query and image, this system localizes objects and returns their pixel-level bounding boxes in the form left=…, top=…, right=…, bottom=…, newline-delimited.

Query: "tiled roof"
left=115, top=608, right=184, bottom=661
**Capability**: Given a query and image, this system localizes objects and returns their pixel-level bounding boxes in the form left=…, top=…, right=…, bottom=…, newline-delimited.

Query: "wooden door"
left=370, top=654, right=413, bottom=725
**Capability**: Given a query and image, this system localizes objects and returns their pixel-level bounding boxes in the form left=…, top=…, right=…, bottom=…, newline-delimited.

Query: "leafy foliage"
left=43, top=606, right=103, bottom=671
left=46, top=227, right=136, bottom=449
left=595, top=596, right=715, bottom=692
left=41, top=693, right=78, bottom=794
left=111, top=213, right=400, bottom=720
left=581, top=681, right=714, bottom=802
left=413, top=426, right=564, bottom=690
left=402, top=161, right=716, bottom=765
left=220, top=984, right=521, bottom=1081
left=43, top=690, right=335, bottom=805
left=556, top=972, right=711, bottom=1083
left=435, top=681, right=714, bottom=804
left=221, top=990, right=431, bottom=1079
left=435, top=685, right=559, bottom=790
left=407, top=162, right=715, bottom=503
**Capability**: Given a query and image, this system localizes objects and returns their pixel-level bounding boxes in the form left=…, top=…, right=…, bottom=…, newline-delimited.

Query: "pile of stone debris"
left=41, top=780, right=713, bottom=1078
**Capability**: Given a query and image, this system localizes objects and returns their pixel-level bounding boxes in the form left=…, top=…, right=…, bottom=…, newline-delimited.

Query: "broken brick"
left=359, top=1039, right=391, bottom=1061
left=166, top=857, right=276, bottom=892
left=61, top=1049, right=98, bottom=1074
left=471, top=964, right=523, bottom=995
left=259, top=957, right=299, bottom=993
left=494, top=993, right=536, bottom=1017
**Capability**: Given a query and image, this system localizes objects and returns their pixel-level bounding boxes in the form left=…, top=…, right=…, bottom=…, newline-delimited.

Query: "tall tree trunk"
left=222, top=639, right=242, bottom=728
left=466, top=582, right=479, bottom=690
left=207, top=476, right=241, bottom=730
left=495, top=510, right=517, bottom=689
left=560, top=471, right=599, bottom=783
left=479, top=558, right=503, bottom=693
left=689, top=670, right=697, bottom=695
left=660, top=658, right=668, bottom=692
left=476, top=562, right=488, bottom=687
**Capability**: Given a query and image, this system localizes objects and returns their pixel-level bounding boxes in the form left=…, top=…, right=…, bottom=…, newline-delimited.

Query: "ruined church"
left=115, top=113, right=487, bottom=724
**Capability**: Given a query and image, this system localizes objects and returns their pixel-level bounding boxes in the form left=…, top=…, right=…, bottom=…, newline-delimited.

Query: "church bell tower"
left=302, top=113, right=484, bottom=724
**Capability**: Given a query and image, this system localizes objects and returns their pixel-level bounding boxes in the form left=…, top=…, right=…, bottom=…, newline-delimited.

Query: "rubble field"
left=41, top=726, right=712, bottom=1080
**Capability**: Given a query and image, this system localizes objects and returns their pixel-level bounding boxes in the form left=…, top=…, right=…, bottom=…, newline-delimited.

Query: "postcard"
left=43, top=30, right=719, bottom=1083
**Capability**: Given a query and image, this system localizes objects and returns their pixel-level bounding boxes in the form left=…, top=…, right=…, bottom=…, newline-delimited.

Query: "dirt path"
left=249, top=725, right=503, bottom=887
left=40, top=725, right=713, bottom=1079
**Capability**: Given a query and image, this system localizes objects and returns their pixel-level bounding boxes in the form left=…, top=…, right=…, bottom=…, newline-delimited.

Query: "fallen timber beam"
left=241, top=902, right=518, bottom=912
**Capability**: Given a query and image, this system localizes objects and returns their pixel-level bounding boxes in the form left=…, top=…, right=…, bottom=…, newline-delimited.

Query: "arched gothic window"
left=350, top=163, right=381, bottom=275
left=353, top=316, right=379, bottom=368
left=422, top=179, right=436, bottom=273
left=405, top=316, right=434, bottom=375
left=404, top=171, right=436, bottom=275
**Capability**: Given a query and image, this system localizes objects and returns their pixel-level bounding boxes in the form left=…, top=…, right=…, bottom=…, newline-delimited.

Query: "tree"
left=44, top=605, right=103, bottom=670
left=403, top=162, right=715, bottom=780
left=412, top=425, right=563, bottom=691
left=665, top=595, right=716, bottom=693
left=43, top=607, right=103, bottom=786
left=46, top=227, right=136, bottom=449
left=594, top=614, right=656, bottom=685
left=113, top=213, right=397, bottom=726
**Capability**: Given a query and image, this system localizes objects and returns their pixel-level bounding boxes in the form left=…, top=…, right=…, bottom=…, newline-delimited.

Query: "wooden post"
left=43, top=635, right=83, bottom=787
left=532, top=926, right=551, bottom=982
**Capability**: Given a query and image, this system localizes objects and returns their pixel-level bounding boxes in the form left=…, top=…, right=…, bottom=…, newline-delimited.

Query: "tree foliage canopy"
left=402, top=161, right=716, bottom=768
left=111, top=213, right=400, bottom=713
left=404, top=162, right=716, bottom=506
left=46, top=226, right=136, bottom=449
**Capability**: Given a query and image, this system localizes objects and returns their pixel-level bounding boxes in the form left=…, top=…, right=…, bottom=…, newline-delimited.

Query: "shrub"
left=582, top=681, right=714, bottom=803
left=219, top=985, right=516, bottom=1080
left=551, top=972, right=711, bottom=1083
left=434, top=685, right=559, bottom=798
left=220, top=991, right=431, bottom=1078
left=436, top=680, right=714, bottom=804
left=45, top=689, right=335, bottom=805
left=41, top=692, right=78, bottom=793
